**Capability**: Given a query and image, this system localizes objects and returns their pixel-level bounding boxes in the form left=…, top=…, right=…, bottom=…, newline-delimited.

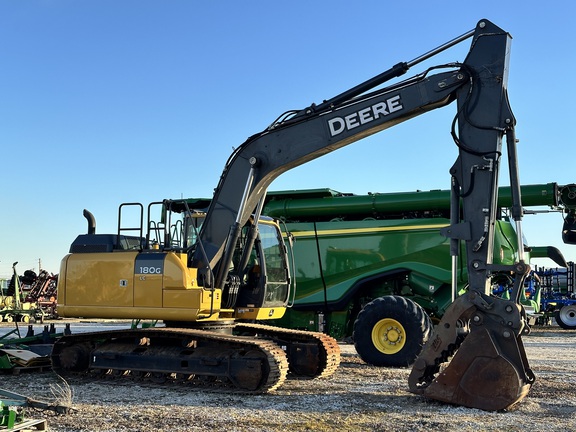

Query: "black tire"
left=353, top=295, right=432, bottom=367
left=555, top=304, right=576, bottom=329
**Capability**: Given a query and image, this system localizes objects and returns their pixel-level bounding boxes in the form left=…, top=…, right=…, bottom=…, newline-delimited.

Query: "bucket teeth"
left=409, top=292, right=535, bottom=411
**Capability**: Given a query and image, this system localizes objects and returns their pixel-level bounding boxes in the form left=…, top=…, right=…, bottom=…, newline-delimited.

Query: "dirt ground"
left=3, top=325, right=576, bottom=432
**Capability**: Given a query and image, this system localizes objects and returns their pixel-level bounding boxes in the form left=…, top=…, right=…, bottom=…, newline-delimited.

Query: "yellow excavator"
left=52, top=19, right=534, bottom=409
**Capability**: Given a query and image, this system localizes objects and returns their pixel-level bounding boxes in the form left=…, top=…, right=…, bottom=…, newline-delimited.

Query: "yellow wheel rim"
left=371, top=318, right=406, bottom=355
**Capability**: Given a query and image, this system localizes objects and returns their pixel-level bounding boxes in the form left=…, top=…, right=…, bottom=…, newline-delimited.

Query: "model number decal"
left=135, top=254, right=165, bottom=275
left=327, top=95, right=403, bottom=137
left=138, top=266, right=162, bottom=274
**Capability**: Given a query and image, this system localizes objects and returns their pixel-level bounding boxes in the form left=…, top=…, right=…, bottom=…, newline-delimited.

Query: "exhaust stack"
left=83, top=209, right=96, bottom=235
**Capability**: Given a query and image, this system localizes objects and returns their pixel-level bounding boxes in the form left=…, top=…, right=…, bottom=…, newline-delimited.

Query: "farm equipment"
left=536, top=183, right=576, bottom=327
left=530, top=262, right=576, bottom=328
left=21, top=270, right=59, bottom=320
left=260, top=182, right=569, bottom=367
left=53, top=19, right=532, bottom=410
left=1, top=263, right=43, bottom=324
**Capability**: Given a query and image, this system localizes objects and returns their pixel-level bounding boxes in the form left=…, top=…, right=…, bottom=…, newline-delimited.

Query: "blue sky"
left=0, top=1, right=574, bottom=277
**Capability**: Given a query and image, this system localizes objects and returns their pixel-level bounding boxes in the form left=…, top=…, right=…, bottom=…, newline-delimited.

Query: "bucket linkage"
left=409, top=267, right=535, bottom=411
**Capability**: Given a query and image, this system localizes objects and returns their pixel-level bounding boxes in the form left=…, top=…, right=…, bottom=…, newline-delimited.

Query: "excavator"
left=52, top=19, right=533, bottom=410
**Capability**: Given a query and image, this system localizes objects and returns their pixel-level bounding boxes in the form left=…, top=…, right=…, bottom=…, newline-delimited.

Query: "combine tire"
left=555, top=304, right=576, bottom=329
left=353, top=295, right=432, bottom=367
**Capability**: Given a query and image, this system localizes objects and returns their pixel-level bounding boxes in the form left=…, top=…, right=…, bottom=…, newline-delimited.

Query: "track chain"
left=51, top=327, right=289, bottom=394
left=234, top=323, right=341, bottom=379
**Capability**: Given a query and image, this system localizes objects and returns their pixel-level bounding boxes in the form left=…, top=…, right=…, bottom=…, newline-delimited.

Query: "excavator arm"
left=190, top=19, right=534, bottom=410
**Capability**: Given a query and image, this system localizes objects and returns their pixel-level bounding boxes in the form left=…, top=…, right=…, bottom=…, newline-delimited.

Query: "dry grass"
left=49, top=376, right=74, bottom=412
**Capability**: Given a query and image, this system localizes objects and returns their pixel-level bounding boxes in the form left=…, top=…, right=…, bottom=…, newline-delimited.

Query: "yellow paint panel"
left=63, top=252, right=138, bottom=307
left=134, top=273, right=163, bottom=307
left=163, top=253, right=199, bottom=289
left=163, top=290, right=202, bottom=309
left=163, top=287, right=221, bottom=311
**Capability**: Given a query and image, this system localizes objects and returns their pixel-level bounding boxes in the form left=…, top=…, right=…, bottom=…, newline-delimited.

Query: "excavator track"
left=51, top=327, right=289, bottom=394
left=233, top=323, right=341, bottom=379
left=51, top=324, right=340, bottom=394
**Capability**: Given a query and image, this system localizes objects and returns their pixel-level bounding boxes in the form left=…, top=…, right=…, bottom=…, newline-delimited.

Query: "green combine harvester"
left=261, top=182, right=574, bottom=366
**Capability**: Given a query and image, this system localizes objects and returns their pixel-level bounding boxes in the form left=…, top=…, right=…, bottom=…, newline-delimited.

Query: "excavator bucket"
left=409, top=291, right=535, bottom=411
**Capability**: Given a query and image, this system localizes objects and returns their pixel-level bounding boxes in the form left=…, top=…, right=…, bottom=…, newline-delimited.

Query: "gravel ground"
left=3, top=326, right=576, bottom=432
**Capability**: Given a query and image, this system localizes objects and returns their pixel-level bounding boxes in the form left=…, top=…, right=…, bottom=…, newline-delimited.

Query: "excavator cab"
left=230, top=220, right=291, bottom=309
left=163, top=199, right=292, bottom=315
